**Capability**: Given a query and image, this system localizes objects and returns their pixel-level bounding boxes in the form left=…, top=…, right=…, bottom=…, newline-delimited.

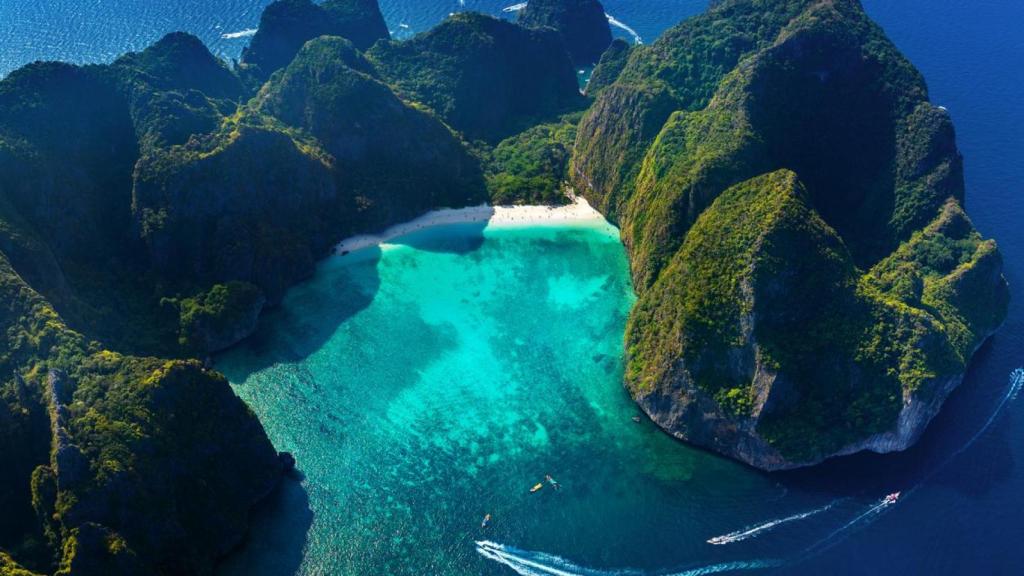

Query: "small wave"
left=605, top=14, right=643, bottom=45
left=707, top=501, right=838, bottom=545
left=221, top=28, right=257, bottom=39
left=503, top=2, right=528, bottom=12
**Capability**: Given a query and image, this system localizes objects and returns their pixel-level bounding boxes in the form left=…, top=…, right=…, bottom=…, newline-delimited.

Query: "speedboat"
left=883, top=492, right=900, bottom=504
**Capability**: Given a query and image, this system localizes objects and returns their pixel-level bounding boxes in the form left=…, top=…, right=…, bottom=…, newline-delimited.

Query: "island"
left=0, top=0, right=1007, bottom=574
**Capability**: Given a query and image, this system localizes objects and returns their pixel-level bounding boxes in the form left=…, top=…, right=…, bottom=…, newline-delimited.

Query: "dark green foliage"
left=601, top=0, right=1008, bottom=464
left=585, top=39, right=630, bottom=96
left=59, top=355, right=282, bottom=574
left=241, top=0, right=389, bottom=80
left=171, top=282, right=265, bottom=353
left=113, top=32, right=243, bottom=99
left=0, top=246, right=284, bottom=574
left=485, top=115, right=579, bottom=205
left=135, top=35, right=485, bottom=303
left=0, top=62, right=138, bottom=266
left=519, top=0, right=613, bottom=65
left=112, top=33, right=243, bottom=149
left=368, top=13, right=584, bottom=142
left=571, top=0, right=812, bottom=214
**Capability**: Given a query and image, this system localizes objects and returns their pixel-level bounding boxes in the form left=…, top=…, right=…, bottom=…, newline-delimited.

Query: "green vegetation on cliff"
left=484, top=114, right=580, bottom=205
left=368, top=12, right=584, bottom=142
left=0, top=2, right=1010, bottom=571
left=585, top=39, right=631, bottom=96
left=580, top=0, right=1008, bottom=466
left=240, top=0, right=389, bottom=80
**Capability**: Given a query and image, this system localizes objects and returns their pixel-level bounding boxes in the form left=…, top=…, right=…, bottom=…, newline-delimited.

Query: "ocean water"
left=2, top=1, right=1022, bottom=574
left=0, top=0, right=693, bottom=77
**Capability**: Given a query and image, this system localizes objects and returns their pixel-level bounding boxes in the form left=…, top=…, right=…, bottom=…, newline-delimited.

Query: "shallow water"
left=3, top=1, right=1023, bottom=574
left=218, top=221, right=791, bottom=575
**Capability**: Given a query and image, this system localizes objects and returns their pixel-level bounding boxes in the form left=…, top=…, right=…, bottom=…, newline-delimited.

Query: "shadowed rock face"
left=241, top=0, right=389, bottom=79
left=0, top=4, right=488, bottom=571
left=0, top=0, right=1012, bottom=571
left=519, top=0, right=614, bottom=65
left=368, top=12, right=584, bottom=142
left=575, top=0, right=1008, bottom=469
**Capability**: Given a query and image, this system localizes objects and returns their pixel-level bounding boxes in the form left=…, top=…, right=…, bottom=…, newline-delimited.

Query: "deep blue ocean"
left=3, top=1, right=1021, bottom=574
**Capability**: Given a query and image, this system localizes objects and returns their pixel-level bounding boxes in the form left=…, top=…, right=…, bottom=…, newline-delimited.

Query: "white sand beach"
left=333, top=196, right=605, bottom=255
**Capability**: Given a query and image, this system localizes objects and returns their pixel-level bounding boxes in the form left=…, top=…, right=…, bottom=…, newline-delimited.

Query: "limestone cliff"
left=575, top=0, right=1009, bottom=469
left=518, top=0, right=614, bottom=66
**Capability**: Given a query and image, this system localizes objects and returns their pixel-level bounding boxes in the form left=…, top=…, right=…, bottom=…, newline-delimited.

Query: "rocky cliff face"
left=368, top=12, right=584, bottom=142
left=577, top=0, right=1009, bottom=469
left=0, top=2, right=489, bottom=571
left=518, top=0, right=614, bottom=66
left=0, top=251, right=287, bottom=575
left=0, top=0, right=1012, bottom=571
left=240, top=0, right=389, bottom=80
left=134, top=36, right=485, bottom=304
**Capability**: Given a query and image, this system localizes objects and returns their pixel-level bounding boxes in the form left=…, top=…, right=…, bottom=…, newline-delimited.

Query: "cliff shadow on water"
left=218, top=246, right=384, bottom=380
left=772, top=339, right=1016, bottom=499
left=217, top=478, right=313, bottom=576
left=218, top=220, right=490, bottom=381
left=389, top=219, right=489, bottom=255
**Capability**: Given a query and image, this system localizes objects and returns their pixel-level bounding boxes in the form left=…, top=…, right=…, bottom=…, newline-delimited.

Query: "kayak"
left=530, top=483, right=544, bottom=493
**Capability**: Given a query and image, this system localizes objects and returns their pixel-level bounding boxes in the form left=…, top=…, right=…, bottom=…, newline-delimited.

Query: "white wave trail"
left=606, top=14, right=643, bottom=45
left=503, top=2, right=528, bottom=12
left=796, top=367, right=1024, bottom=561
left=221, top=28, right=257, bottom=39
left=664, top=560, right=785, bottom=576
left=707, top=502, right=838, bottom=545
left=939, top=367, right=1024, bottom=466
left=476, top=540, right=780, bottom=576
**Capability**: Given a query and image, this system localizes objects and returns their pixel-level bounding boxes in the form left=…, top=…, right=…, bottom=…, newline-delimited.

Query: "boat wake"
left=221, top=28, right=257, bottom=39
left=707, top=501, right=839, bottom=545
left=935, top=367, right=1024, bottom=470
left=479, top=369, right=1023, bottom=575
left=477, top=540, right=638, bottom=576
left=475, top=541, right=780, bottom=576
left=799, top=496, right=896, bottom=557
left=605, top=14, right=643, bottom=44
left=800, top=367, right=1024, bottom=558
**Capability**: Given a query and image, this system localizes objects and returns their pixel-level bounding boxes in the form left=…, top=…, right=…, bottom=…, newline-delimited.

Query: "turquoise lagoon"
left=215, top=219, right=793, bottom=575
